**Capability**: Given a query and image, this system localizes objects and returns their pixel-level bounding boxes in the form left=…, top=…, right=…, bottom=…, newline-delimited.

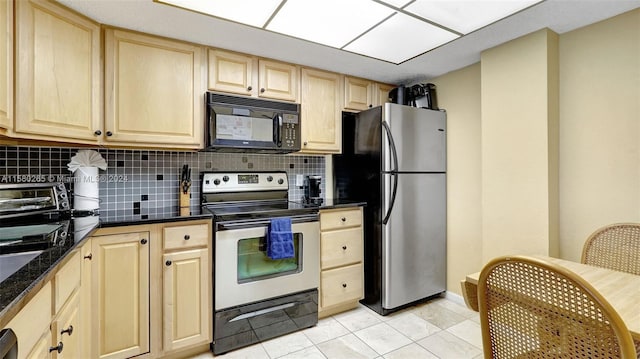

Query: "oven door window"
left=237, top=233, right=302, bottom=283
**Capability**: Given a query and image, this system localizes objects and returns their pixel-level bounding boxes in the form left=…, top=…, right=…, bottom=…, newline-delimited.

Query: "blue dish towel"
left=267, top=217, right=295, bottom=260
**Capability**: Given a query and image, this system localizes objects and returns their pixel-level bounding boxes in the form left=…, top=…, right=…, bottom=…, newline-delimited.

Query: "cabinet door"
left=374, top=83, right=394, bottom=107
left=300, top=68, right=342, bottom=154
left=7, top=282, right=52, bottom=359
left=162, top=248, right=210, bottom=352
left=258, top=59, right=298, bottom=102
left=14, top=0, right=101, bottom=142
left=91, top=232, right=150, bottom=359
left=208, top=49, right=255, bottom=96
left=105, top=29, right=204, bottom=148
left=0, top=0, right=12, bottom=131
left=344, top=76, right=372, bottom=111
left=54, top=291, right=81, bottom=359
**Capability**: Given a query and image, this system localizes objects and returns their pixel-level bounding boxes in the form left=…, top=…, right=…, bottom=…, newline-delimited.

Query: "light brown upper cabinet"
left=0, top=0, right=12, bottom=133
left=300, top=68, right=342, bottom=154
left=374, top=83, right=394, bottom=107
left=344, top=76, right=395, bottom=111
left=104, top=29, right=205, bottom=148
left=14, top=0, right=101, bottom=142
left=208, top=49, right=299, bottom=102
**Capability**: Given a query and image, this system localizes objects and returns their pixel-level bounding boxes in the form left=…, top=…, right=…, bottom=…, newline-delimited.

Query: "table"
left=462, top=255, right=640, bottom=340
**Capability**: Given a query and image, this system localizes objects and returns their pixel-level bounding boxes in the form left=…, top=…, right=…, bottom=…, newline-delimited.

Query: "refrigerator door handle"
left=382, top=121, right=399, bottom=225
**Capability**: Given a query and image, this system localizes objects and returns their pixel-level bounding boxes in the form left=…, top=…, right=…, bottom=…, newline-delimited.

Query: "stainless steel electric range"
left=201, top=171, right=320, bottom=355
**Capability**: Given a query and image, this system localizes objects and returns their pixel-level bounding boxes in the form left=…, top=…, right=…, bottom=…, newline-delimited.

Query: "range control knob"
left=222, top=175, right=229, bottom=182
left=267, top=176, right=273, bottom=182
left=278, top=178, right=284, bottom=185
left=213, top=178, right=221, bottom=185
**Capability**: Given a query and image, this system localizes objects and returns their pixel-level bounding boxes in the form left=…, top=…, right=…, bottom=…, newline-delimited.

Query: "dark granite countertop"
left=291, top=199, right=367, bottom=210
left=0, top=210, right=212, bottom=328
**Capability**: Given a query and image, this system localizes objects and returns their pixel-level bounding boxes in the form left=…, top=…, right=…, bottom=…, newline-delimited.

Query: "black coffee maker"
left=303, top=175, right=323, bottom=206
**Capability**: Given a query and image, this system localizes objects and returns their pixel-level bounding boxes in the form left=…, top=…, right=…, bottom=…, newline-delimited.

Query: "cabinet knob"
left=83, top=253, right=92, bottom=260
left=140, top=238, right=147, bottom=245
left=106, top=131, right=113, bottom=137
left=369, top=104, right=373, bottom=108
left=61, top=325, right=74, bottom=336
left=342, top=245, right=347, bottom=250
left=260, top=88, right=265, bottom=93
left=342, top=283, right=347, bottom=288
left=49, top=342, right=64, bottom=354
left=184, top=234, right=190, bottom=240
left=247, top=86, right=252, bottom=91
left=94, top=130, right=102, bottom=136
left=303, top=142, right=308, bottom=146
left=341, top=217, right=346, bottom=222
left=166, top=260, right=172, bottom=266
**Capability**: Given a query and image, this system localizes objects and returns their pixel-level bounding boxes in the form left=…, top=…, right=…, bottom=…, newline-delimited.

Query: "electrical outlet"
left=296, top=174, right=304, bottom=187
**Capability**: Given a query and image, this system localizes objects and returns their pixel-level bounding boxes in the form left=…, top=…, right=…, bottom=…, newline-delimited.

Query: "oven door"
left=214, top=215, right=319, bottom=311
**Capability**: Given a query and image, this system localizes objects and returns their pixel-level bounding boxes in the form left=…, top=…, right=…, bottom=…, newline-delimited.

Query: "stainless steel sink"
left=0, top=250, right=43, bottom=283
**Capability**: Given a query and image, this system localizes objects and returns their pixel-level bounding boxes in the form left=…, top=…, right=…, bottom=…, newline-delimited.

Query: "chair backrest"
left=581, top=223, right=640, bottom=275
left=478, top=255, right=636, bottom=359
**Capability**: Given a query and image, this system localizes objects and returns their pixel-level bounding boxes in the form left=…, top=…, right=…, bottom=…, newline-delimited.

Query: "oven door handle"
left=216, top=214, right=319, bottom=230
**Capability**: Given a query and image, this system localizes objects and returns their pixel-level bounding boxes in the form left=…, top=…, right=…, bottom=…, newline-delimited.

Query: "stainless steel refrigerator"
left=333, top=103, right=446, bottom=315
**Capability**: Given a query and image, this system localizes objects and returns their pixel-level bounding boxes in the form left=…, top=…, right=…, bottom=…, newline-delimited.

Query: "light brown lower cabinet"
left=318, top=207, right=365, bottom=317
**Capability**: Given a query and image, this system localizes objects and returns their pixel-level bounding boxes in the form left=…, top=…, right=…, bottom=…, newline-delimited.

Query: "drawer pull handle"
left=184, top=234, right=190, bottom=240
left=141, top=239, right=147, bottom=245
left=342, top=283, right=347, bottom=288
left=342, top=245, right=347, bottom=250
left=61, top=325, right=73, bottom=336
left=341, top=217, right=346, bottom=222
left=166, top=260, right=172, bottom=266
left=49, top=342, right=63, bottom=353
left=83, top=254, right=92, bottom=260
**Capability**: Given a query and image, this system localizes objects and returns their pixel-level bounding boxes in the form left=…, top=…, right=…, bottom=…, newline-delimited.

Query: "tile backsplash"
left=0, top=146, right=325, bottom=220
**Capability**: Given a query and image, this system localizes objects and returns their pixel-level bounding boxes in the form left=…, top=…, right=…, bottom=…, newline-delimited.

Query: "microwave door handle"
left=274, top=114, right=283, bottom=147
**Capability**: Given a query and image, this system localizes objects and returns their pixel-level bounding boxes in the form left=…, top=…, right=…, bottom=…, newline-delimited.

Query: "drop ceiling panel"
left=266, top=0, right=394, bottom=48
left=405, top=0, right=544, bottom=34
left=344, top=12, right=459, bottom=64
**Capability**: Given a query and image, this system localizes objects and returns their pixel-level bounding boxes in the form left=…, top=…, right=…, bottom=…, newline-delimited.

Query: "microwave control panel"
left=282, top=114, right=300, bottom=149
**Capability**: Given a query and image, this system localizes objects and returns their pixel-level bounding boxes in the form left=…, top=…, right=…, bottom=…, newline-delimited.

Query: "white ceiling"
left=58, top=0, right=640, bottom=85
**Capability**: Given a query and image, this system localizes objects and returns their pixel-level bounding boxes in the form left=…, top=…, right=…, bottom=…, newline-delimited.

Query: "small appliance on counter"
left=0, top=182, right=71, bottom=283
left=303, top=175, right=323, bottom=206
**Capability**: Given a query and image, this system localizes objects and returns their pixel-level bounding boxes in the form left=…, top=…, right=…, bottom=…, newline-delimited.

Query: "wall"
left=480, top=28, right=559, bottom=262
left=0, top=146, right=325, bottom=220
left=431, top=63, right=482, bottom=296
left=432, top=8, right=640, bottom=294
left=558, top=9, right=640, bottom=261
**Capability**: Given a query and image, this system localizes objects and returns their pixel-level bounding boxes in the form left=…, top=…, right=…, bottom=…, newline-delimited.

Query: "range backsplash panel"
left=0, top=146, right=325, bottom=220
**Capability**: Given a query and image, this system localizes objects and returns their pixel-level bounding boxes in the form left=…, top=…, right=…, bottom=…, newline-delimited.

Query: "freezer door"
left=382, top=173, right=446, bottom=309
left=384, top=103, right=446, bottom=172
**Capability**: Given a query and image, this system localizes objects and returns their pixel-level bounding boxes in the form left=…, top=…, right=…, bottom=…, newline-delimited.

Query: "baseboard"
left=444, top=290, right=466, bottom=306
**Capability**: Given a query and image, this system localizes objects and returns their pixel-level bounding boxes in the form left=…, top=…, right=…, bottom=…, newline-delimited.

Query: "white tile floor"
left=192, top=297, right=484, bottom=359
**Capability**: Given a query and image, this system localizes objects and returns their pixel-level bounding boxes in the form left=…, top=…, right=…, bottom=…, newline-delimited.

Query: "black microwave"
left=205, top=92, right=301, bottom=153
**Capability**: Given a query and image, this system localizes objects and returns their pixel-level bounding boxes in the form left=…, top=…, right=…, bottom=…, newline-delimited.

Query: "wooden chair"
left=581, top=223, right=640, bottom=275
left=478, top=255, right=636, bottom=359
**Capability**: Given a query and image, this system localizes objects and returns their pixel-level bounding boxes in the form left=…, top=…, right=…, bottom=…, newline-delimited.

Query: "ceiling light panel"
left=405, top=0, right=544, bottom=34
left=266, top=0, right=395, bottom=48
left=344, top=12, right=459, bottom=64
left=157, top=0, right=282, bottom=28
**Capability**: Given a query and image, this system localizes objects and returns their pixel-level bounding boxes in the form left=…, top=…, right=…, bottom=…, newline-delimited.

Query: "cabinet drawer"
left=320, top=263, right=363, bottom=308
left=55, top=250, right=81, bottom=313
left=321, top=227, right=363, bottom=269
left=320, top=208, right=362, bottom=231
left=164, top=224, right=209, bottom=250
